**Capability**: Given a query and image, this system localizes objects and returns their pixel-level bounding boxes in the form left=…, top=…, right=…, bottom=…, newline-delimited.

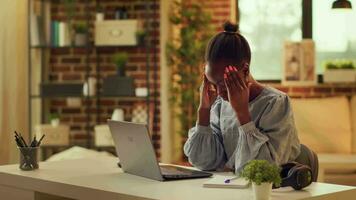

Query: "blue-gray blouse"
left=183, top=86, right=301, bottom=174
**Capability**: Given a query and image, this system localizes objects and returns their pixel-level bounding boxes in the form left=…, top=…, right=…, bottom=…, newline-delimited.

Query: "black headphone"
left=274, top=162, right=313, bottom=190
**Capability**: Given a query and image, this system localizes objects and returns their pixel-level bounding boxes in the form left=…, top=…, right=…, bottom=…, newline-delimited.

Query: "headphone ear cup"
left=280, top=162, right=297, bottom=178
left=280, top=162, right=298, bottom=187
left=292, top=166, right=313, bottom=190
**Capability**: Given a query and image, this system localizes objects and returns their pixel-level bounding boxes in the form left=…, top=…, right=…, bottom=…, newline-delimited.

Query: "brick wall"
left=46, top=0, right=233, bottom=159
left=47, top=0, right=161, bottom=156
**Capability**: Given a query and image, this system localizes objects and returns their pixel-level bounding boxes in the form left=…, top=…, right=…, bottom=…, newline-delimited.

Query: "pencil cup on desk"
left=18, top=147, right=39, bottom=171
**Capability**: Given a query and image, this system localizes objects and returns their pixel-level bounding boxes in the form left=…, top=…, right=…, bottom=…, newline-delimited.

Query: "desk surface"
left=0, top=157, right=356, bottom=200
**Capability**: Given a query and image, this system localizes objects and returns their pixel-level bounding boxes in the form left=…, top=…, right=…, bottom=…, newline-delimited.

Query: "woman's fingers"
left=229, top=66, right=243, bottom=89
left=226, top=66, right=242, bottom=90
left=232, top=66, right=247, bottom=89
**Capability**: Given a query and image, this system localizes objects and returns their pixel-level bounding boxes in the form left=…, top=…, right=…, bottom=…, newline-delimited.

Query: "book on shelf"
left=51, top=21, right=71, bottom=47
left=30, top=1, right=49, bottom=46
left=31, top=0, right=71, bottom=47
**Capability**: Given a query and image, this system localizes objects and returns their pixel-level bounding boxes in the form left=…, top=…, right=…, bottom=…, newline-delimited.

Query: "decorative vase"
left=74, top=33, right=87, bottom=46
left=111, top=109, right=124, bottom=121
left=96, top=12, right=104, bottom=21
left=83, top=77, right=97, bottom=96
left=51, top=119, right=60, bottom=127
left=252, top=182, right=272, bottom=200
left=117, top=65, right=126, bottom=77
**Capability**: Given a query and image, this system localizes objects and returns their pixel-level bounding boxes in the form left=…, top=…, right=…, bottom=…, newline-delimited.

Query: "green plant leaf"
left=241, top=160, right=282, bottom=187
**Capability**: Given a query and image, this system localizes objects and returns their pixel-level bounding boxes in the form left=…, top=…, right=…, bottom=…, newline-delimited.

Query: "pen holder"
left=18, top=147, right=39, bottom=171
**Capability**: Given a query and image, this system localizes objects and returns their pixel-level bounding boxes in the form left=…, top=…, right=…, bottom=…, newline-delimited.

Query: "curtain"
left=0, top=0, right=28, bottom=164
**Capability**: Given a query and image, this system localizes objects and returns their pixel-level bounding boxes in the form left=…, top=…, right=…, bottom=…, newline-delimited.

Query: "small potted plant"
left=324, top=60, right=356, bottom=83
left=73, top=22, right=88, bottom=46
left=241, top=160, right=281, bottom=200
left=112, top=52, right=128, bottom=77
left=135, top=30, right=147, bottom=46
left=96, top=4, right=104, bottom=21
left=102, top=52, right=134, bottom=96
left=49, top=113, right=60, bottom=127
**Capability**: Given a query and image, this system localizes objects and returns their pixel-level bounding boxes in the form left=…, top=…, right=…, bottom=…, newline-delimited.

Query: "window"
left=239, top=0, right=302, bottom=80
left=313, top=0, right=356, bottom=73
left=238, top=0, right=356, bottom=80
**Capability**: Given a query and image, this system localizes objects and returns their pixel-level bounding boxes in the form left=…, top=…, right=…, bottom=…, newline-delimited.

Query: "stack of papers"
left=203, top=175, right=249, bottom=189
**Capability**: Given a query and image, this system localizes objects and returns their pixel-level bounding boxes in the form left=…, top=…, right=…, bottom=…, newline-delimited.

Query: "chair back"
left=295, top=144, right=319, bottom=182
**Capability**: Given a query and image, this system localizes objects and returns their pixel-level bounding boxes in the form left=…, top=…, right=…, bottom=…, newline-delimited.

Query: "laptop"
left=108, top=120, right=212, bottom=181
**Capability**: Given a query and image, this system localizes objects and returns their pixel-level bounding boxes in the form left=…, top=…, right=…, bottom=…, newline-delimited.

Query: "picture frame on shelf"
left=282, top=39, right=317, bottom=86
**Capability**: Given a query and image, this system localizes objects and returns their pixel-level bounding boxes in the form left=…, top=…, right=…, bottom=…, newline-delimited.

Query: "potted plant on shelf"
left=73, top=22, right=88, bottom=46
left=323, top=60, right=356, bottom=83
left=96, top=4, right=104, bottom=21
left=49, top=113, right=60, bottom=127
left=102, top=52, right=134, bottom=96
left=112, top=52, right=128, bottom=77
left=241, top=160, right=281, bottom=200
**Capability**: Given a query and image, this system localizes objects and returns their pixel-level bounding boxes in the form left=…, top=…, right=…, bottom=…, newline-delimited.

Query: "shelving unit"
left=28, top=0, right=158, bottom=159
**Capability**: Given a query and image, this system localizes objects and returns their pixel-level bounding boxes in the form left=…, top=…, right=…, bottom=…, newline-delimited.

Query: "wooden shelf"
left=30, top=95, right=149, bottom=101
left=30, top=45, right=140, bottom=49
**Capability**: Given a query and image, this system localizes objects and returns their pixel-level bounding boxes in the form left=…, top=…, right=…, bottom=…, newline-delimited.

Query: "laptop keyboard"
left=160, top=165, right=212, bottom=179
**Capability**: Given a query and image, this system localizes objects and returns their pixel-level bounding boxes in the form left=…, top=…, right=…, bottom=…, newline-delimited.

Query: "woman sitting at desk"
left=184, top=22, right=301, bottom=174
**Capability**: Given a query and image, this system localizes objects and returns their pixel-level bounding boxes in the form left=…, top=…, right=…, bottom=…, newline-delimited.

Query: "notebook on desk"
left=203, top=175, right=249, bottom=189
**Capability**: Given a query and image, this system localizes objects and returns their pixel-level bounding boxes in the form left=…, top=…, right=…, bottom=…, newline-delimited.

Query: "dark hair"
left=205, top=21, right=251, bottom=66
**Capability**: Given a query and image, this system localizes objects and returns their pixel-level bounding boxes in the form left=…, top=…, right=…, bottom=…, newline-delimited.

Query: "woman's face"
left=205, top=61, right=249, bottom=101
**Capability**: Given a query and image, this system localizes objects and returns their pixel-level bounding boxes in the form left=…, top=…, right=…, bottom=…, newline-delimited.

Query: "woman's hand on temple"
left=197, top=75, right=217, bottom=126
left=199, top=75, right=217, bottom=109
left=224, top=66, right=252, bottom=125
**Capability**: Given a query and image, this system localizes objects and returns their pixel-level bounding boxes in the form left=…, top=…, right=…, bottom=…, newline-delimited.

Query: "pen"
left=224, top=176, right=239, bottom=184
left=16, top=131, right=28, bottom=147
left=30, top=136, right=37, bottom=147
left=37, top=134, right=45, bottom=147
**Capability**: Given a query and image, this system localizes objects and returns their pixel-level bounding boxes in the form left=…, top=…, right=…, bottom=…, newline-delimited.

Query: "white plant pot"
left=252, top=182, right=272, bottom=200
left=51, top=119, right=60, bottom=127
left=75, top=34, right=87, bottom=46
left=96, top=13, right=104, bottom=21
left=324, top=69, right=356, bottom=83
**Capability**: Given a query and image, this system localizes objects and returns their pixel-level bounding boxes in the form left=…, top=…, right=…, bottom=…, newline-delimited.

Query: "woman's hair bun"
left=223, top=21, right=238, bottom=33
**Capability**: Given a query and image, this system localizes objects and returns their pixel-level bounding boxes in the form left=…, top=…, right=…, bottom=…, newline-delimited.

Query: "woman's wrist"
left=197, top=107, right=210, bottom=126
left=235, top=109, right=251, bottom=125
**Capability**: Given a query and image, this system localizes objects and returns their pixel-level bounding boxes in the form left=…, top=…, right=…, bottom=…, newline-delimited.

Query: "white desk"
left=0, top=157, right=355, bottom=200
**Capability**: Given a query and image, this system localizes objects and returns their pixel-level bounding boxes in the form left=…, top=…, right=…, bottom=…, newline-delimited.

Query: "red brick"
left=51, top=65, right=71, bottom=72
left=62, top=74, right=82, bottom=81
left=73, top=116, right=88, bottom=123
left=99, top=99, right=116, bottom=106
left=73, top=66, right=91, bottom=72
left=314, top=87, right=332, bottom=93
left=62, top=58, right=82, bottom=64
left=62, top=108, right=81, bottom=114
left=73, top=48, right=91, bottom=55
left=51, top=48, right=70, bottom=55
left=60, top=117, right=71, bottom=123
left=50, top=58, right=58, bottom=64
left=50, top=100, right=66, bottom=106
left=291, top=87, right=312, bottom=93
left=100, top=65, right=115, bottom=72
left=334, top=87, right=353, bottom=93
left=213, top=11, right=230, bottom=17
left=70, top=125, right=82, bottom=131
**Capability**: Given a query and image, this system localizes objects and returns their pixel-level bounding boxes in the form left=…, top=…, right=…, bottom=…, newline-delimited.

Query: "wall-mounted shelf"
left=28, top=0, right=158, bottom=160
